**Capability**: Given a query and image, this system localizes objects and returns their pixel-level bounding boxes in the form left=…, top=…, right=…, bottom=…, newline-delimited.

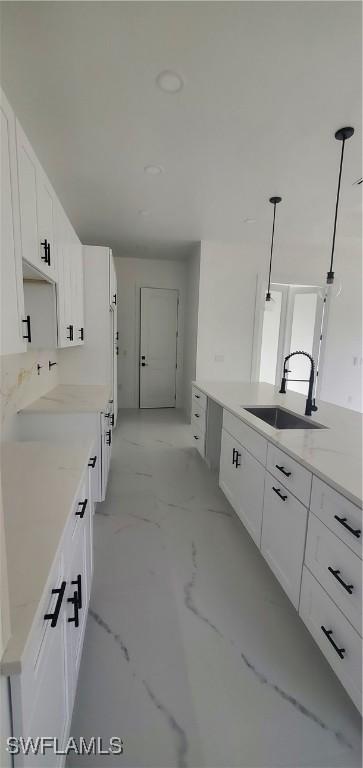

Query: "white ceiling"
left=1, top=1, right=362, bottom=260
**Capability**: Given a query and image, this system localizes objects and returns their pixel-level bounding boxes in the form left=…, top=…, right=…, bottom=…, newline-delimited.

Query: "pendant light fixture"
left=326, top=126, right=354, bottom=285
left=265, top=196, right=282, bottom=302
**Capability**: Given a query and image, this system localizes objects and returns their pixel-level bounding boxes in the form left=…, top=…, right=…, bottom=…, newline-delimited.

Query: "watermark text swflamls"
left=7, top=736, right=124, bottom=756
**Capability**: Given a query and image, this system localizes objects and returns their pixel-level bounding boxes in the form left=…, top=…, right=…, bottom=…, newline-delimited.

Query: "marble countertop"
left=194, top=380, right=362, bottom=508
left=1, top=440, right=93, bottom=675
left=20, top=384, right=111, bottom=414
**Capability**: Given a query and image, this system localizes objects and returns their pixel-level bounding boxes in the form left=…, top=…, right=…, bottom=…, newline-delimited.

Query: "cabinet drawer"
left=191, top=403, right=206, bottom=434
left=299, top=567, right=362, bottom=712
left=261, top=472, right=308, bottom=608
left=223, top=410, right=267, bottom=466
left=267, top=443, right=312, bottom=506
left=305, top=513, right=362, bottom=635
left=192, top=386, right=207, bottom=411
left=311, top=477, right=362, bottom=559
left=191, top=423, right=205, bottom=458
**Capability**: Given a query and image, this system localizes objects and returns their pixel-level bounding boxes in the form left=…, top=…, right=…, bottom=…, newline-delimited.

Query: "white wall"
left=115, top=257, right=187, bottom=409
left=183, top=245, right=201, bottom=420
left=196, top=241, right=262, bottom=383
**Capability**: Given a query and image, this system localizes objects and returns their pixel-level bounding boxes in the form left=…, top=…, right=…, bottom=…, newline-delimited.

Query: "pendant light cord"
left=329, top=137, right=346, bottom=276
left=267, top=202, right=277, bottom=295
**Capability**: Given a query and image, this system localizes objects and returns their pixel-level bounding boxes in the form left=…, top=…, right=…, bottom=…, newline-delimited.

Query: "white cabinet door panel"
left=1, top=90, right=26, bottom=355
left=219, top=429, right=264, bottom=547
left=261, top=472, right=308, bottom=607
left=36, top=167, right=57, bottom=279
left=16, top=120, right=41, bottom=271
left=310, top=477, right=362, bottom=559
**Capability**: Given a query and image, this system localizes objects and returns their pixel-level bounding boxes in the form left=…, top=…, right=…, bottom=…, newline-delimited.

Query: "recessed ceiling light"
left=144, top=165, right=163, bottom=176
left=156, top=70, right=184, bottom=93
left=138, top=209, right=151, bottom=217
left=244, top=217, right=257, bottom=224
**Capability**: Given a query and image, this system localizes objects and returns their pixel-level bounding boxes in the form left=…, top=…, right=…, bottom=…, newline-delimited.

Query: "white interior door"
left=140, top=287, right=178, bottom=408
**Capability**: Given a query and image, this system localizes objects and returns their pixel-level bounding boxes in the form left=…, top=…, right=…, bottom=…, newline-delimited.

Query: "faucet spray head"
left=279, top=377, right=287, bottom=394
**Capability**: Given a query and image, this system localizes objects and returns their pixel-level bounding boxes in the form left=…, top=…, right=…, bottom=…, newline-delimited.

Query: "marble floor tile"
left=69, top=409, right=362, bottom=768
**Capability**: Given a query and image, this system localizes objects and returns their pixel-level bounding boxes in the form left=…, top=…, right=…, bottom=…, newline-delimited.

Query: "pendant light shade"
left=266, top=196, right=282, bottom=302
left=327, top=126, right=354, bottom=285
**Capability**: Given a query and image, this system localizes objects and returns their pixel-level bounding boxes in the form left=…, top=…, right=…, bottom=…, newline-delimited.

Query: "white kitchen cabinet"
left=300, top=567, right=362, bottom=713
left=16, top=119, right=57, bottom=280
left=0, top=89, right=26, bottom=355
left=36, top=165, right=57, bottom=280
left=219, top=428, right=265, bottom=546
left=58, top=247, right=118, bottom=421
left=109, top=252, right=117, bottom=309
left=261, top=471, right=308, bottom=607
left=55, top=205, right=84, bottom=348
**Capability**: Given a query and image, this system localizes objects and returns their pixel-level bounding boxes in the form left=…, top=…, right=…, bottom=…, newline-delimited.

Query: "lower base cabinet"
left=260, top=473, right=308, bottom=608
left=9, top=466, right=93, bottom=767
left=219, top=428, right=265, bottom=547
left=299, top=567, right=362, bottom=711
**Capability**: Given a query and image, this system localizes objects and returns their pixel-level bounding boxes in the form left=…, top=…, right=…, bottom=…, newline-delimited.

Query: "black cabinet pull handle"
left=71, top=574, right=82, bottom=610
left=41, top=239, right=50, bottom=265
left=272, top=486, right=288, bottom=501
left=22, top=315, right=32, bottom=342
left=66, top=324, right=74, bottom=341
left=76, top=498, right=88, bottom=518
left=328, top=567, right=354, bottom=594
left=116, top=346, right=119, bottom=356
left=194, top=394, right=200, bottom=399
left=116, top=331, right=119, bottom=340
left=78, top=327, right=84, bottom=341
left=321, top=626, right=345, bottom=659
left=194, top=413, right=200, bottom=418
left=44, top=581, right=66, bottom=627
left=67, top=591, right=80, bottom=628
left=194, top=435, right=199, bottom=440
left=232, top=448, right=241, bottom=468
left=88, top=456, right=97, bottom=468
left=334, top=516, right=361, bottom=539
left=275, top=464, right=291, bottom=477
left=106, top=430, right=112, bottom=446
left=111, top=414, right=115, bottom=427
left=113, top=293, right=117, bottom=305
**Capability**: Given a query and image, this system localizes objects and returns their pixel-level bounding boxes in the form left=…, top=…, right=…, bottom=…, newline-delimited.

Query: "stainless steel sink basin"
left=243, top=406, right=326, bottom=430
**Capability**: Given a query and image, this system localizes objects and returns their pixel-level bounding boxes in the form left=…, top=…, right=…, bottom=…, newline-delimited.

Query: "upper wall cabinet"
left=0, top=90, right=26, bottom=355
left=16, top=119, right=57, bottom=280
left=56, top=202, right=84, bottom=348
left=109, top=250, right=117, bottom=309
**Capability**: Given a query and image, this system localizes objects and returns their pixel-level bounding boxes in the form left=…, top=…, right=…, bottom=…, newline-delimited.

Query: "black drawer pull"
left=67, top=591, right=80, bottom=628
left=22, top=315, right=32, bottom=342
left=76, top=498, right=88, bottom=518
left=44, top=581, right=66, bottom=627
left=71, top=574, right=82, bottom=610
left=66, top=324, right=74, bottom=341
left=275, top=464, right=291, bottom=477
left=111, top=414, right=115, bottom=427
left=113, top=293, right=117, bottom=305
left=116, top=346, right=119, bottom=356
left=78, top=327, right=84, bottom=341
left=194, top=413, right=200, bottom=418
left=88, top=456, right=97, bottom=468
left=194, top=435, right=199, bottom=440
left=106, top=430, right=112, bottom=446
left=194, top=394, right=200, bottom=399
left=328, top=567, right=354, bottom=594
left=334, top=516, right=361, bottom=539
left=321, top=626, right=345, bottom=659
left=272, top=486, right=288, bottom=501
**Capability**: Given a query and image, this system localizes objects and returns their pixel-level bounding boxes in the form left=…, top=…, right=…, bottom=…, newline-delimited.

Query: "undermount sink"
left=243, top=406, right=327, bottom=430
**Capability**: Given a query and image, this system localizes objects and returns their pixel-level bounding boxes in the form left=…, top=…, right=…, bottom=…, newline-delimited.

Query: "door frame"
left=138, top=286, right=180, bottom=409
left=251, top=276, right=328, bottom=396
